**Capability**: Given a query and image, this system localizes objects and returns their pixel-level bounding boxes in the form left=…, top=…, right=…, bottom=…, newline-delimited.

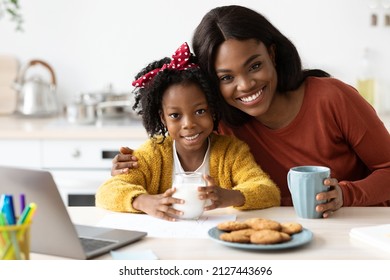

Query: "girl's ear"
left=159, top=110, right=166, bottom=126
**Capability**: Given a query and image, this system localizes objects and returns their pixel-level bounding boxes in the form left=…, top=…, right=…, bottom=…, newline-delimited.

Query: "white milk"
left=172, top=172, right=206, bottom=219
left=172, top=183, right=205, bottom=219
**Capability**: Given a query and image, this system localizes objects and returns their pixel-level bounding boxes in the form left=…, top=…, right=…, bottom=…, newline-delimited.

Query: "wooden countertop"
left=0, top=114, right=148, bottom=140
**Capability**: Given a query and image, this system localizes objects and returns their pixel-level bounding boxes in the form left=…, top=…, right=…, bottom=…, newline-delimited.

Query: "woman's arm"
left=331, top=80, right=390, bottom=206
left=111, top=147, right=139, bottom=176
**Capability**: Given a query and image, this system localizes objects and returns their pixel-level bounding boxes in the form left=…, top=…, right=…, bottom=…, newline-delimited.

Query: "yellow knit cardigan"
left=96, top=133, right=280, bottom=213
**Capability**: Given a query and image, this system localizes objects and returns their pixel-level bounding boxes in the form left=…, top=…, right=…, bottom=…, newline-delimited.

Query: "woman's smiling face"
left=214, top=39, right=278, bottom=118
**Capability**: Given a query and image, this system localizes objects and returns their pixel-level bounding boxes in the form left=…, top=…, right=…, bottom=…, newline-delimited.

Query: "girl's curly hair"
left=132, top=56, right=220, bottom=142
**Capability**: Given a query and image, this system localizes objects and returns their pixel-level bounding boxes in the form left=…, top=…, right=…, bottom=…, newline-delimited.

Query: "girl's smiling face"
left=160, top=82, right=213, bottom=155
left=214, top=39, right=278, bottom=119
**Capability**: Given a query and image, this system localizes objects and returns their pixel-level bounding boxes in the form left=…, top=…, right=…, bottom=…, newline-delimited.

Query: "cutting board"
left=0, top=86, right=17, bottom=114
left=0, top=54, right=19, bottom=84
left=0, top=55, right=19, bottom=114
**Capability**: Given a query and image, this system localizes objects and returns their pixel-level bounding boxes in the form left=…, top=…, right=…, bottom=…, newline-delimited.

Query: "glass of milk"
left=172, top=172, right=206, bottom=219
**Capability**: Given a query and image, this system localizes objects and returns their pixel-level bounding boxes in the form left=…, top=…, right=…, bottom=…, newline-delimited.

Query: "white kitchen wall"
left=1, top=0, right=389, bottom=112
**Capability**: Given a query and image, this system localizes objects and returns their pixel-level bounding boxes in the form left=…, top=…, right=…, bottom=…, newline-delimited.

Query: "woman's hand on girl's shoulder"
left=111, top=146, right=139, bottom=176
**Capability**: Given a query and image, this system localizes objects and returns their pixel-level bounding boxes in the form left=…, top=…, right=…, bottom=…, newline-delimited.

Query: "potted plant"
left=0, top=0, right=23, bottom=31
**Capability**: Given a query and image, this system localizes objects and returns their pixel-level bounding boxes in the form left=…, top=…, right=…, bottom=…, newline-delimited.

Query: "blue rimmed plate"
left=208, top=227, right=313, bottom=250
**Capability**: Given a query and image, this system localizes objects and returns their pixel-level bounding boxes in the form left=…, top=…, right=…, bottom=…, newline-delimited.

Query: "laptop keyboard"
left=79, top=237, right=117, bottom=252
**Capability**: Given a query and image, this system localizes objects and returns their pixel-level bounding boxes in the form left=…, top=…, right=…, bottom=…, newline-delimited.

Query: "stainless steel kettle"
left=14, top=59, right=59, bottom=116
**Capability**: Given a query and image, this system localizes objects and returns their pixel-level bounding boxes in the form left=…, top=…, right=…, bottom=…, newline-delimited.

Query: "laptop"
left=0, top=165, right=147, bottom=259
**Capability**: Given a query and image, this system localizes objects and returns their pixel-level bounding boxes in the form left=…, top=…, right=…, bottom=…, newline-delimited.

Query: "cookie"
left=250, top=229, right=286, bottom=245
left=220, top=229, right=256, bottom=243
left=280, top=232, right=292, bottom=242
left=245, top=218, right=282, bottom=231
left=280, top=222, right=303, bottom=235
left=217, top=218, right=303, bottom=245
left=217, top=221, right=249, bottom=232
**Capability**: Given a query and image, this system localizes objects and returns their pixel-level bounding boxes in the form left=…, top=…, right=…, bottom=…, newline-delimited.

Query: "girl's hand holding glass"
left=199, top=174, right=245, bottom=210
left=132, top=188, right=184, bottom=222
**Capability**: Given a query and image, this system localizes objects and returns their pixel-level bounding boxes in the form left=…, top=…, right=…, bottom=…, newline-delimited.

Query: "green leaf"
left=10, top=0, right=20, bottom=7
left=2, top=0, right=24, bottom=32
left=6, top=8, right=17, bottom=16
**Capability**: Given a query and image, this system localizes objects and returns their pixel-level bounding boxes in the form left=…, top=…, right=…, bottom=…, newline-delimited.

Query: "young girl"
left=95, top=42, right=280, bottom=221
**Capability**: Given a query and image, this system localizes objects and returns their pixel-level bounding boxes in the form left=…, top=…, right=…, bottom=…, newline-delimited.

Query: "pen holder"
left=0, top=222, right=31, bottom=260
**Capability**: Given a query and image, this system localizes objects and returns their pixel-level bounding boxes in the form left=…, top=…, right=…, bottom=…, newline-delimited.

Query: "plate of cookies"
left=208, top=218, right=313, bottom=250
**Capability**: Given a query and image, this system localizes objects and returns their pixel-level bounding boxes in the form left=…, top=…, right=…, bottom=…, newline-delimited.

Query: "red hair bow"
left=132, top=42, right=198, bottom=88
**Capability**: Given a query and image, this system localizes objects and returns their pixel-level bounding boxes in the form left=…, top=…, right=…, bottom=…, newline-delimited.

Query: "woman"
left=112, top=5, right=390, bottom=218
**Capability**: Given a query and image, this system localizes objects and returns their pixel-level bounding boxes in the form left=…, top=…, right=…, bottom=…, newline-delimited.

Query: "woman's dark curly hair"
left=192, top=5, right=330, bottom=127
left=132, top=56, right=220, bottom=142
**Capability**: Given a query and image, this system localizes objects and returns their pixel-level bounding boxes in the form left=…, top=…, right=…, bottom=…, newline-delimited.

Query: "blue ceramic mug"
left=287, top=166, right=330, bottom=219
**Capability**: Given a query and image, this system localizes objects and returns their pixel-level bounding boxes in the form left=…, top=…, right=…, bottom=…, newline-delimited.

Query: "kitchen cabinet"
left=0, top=138, right=146, bottom=206
left=0, top=139, right=41, bottom=168
left=41, top=139, right=143, bottom=169
left=42, top=139, right=145, bottom=206
left=0, top=115, right=148, bottom=206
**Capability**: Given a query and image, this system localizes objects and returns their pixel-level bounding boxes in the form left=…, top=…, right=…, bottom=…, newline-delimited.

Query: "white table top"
left=31, top=206, right=390, bottom=260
